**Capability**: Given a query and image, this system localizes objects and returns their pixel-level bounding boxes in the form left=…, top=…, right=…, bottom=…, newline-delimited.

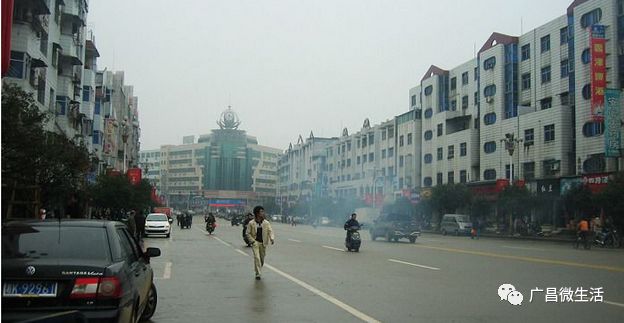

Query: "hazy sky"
left=89, top=0, right=572, bottom=151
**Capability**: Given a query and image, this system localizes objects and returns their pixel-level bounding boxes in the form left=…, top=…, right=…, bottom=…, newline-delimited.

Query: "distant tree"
left=562, top=184, right=596, bottom=219
left=383, top=197, right=415, bottom=217
left=596, top=172, right=624, bottom=229
left=470, top=196, right=491, bottom=220
left=89, top=176, right=155, bottom=215
left=497, top=185, right=532, bottom=233
left=429, top=183, right=472, bottom=215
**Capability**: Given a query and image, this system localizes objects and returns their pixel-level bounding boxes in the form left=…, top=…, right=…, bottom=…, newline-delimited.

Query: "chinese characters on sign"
left=529, top=287, right=603, bottom=303
left=604, top=89, right=622, bottom=157
left=590, top=25, right=606, bottom=121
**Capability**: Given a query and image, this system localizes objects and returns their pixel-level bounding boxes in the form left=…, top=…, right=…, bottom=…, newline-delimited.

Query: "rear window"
left=146, top=214, right=168, bottom=221
left=2, top=225, right=110, bottom=261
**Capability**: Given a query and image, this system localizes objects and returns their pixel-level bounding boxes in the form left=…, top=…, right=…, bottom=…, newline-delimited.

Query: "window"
left=540, top=97, right=552, bottom=110
left=82, top=86, right=91, bottom=102
left=460, top=142, right=467, bottom=156
left=521, top=44, right=530, bottom=61
left=524, top=128, right=534, bottom=145
left=484, top=113, right=497, bottom=125
left=382, top=131, right=386, bottom=140
left=474, top=91, right=479, bottom=105
left=117, top=229, right=139, bottom=262
left=523, top=162, right=535, bottom=180
left=362, top=137, right=367, bottom=147
left=484, top=84, right=496, bottom=97
left=388, top=147, right=394, bottom=157
left=462, top=72, right=469, bottom=85
left=369, top=153, right=374, bottom=162
left=450, top=100, right=457, bottom=111
left=437, top=147, right=443, bottom=160
left=388, top=166, right=394, bottom=176
left=56, top=96, right=67, bottom=115
left=399, top=155, right=404, bottom=167
left=424, top=85, right=433, bottom=96
left=369, top=133, right=374, bottom=145
left=94, top=100, right=101, bottom=115
left=484, top=169, right=497, bottom=180
left=483, top=57, right=496, bottom=70
left=582, top=84, right=591, bottom=100
left=93, top=131, right=100, bottom=145
left=541, top=66, right=551, bottom=83
left=560, top=92, right=570, bottom=106
left=357, top=140, right=360, bottom=148
left=437, top=123, right=443, bottom=136
left=583, top=121, right=605, bottom=137
left=424, top=131, right=433, bottom=140
left=448, top=145, right=454, bottom=159
left=560, top=27, right=569, bottom=45
left=450, top=77, right=457, bottom=91
left=561, top=59, right=569, bottom=78
left=8, top=51, right=25, bottom=78
left=521, top=73, right=531, bottom=90
left=505, top=164, right=515, bottom=180
left=357, top=156, right=361, bottom=164
left=540, top=35, right=550, bottom=53
left=448, top=172, right=455, bottom=184
left=581, top=9, right=602, bottom=28
left=362, top=154, right=367, bottom=163
left=399, top=135, right=404, bottom=147
left=411, top=94, right=416, bottom=106
left=424, top=108, right=433, bottom=118
left=436, top=173, right=443, bottom=185
left=407, top=133, right=412, bottom=145
left=460, top=170, right=467, bottom=183
left=582, top=48, right=591, bottom=64
left=424, top=154, right=433, bottom=164
left=462, top=95, right=469, bottom=109
left=347, top=142, right=351, bottom=151
left=583, top=154, right=606, bottom=173
left=484, top=141, right=497, bottom=154
left=424, top=177, right=433, bottom=187
left=382, top=149, right=387, bottom=159
left=347, top=159, right=351, bottom=167
left=544, top=124, right=555, bottom=142
left=388, top=127, right=394, bottom=138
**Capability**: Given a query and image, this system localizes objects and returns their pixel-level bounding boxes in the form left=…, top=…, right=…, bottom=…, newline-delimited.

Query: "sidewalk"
left=421, top=230, right=576, bottom=243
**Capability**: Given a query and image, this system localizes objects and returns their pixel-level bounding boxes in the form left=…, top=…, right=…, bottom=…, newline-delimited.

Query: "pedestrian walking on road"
left=245, top=206, right=274, bottom=280
left=126, top=211, right=137, bottom=238
left=135, top=210, right=146, bottom=240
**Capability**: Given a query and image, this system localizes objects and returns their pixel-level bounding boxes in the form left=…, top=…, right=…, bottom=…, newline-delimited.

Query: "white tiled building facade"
left=4, top=0, right=140, bottom=176
left=279, top=0, right=623, bottom=208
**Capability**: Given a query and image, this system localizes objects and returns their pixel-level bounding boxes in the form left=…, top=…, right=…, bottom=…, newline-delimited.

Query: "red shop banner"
left=581, top=173, right=612, bottom=193
left=590, top=25, right=606, bottom=121
left=127, top=168, right=142, bottom=185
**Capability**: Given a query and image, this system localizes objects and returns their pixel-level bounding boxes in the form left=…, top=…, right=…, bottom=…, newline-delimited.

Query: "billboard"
left=590, top=25, right=606, bottom=121
left=103, top=119, right=117, bottom=156
left=605, top=89, right=622, bottom=157
left=127, top=168, right=142, bottom=185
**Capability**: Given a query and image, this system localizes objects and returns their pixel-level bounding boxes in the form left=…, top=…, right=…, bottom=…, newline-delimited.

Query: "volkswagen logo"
left=25, top=266, right=36, bottom=276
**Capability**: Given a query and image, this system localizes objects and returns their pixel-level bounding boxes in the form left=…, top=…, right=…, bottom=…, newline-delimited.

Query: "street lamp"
left=501, top=133, right=523, bottom=185
left=121, top=117, right=129, bottom=173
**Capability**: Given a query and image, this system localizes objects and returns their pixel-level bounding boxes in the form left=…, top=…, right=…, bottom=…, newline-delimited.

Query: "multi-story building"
left=160, top=142, right=206, bottom=206
left=138, top=148, right=161, bottom=189
left=4, top=0, right=140, bottom=177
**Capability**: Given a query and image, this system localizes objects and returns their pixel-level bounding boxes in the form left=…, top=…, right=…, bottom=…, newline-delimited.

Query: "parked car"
left=440, top=214, right=472, bottom=236
left=145, top=213, right=172, bottom=237
left=370, top=213, right=421, bottom=243
left=271, top=214, right=283, bottom=222
left=2, top=220, right=161, bottom=323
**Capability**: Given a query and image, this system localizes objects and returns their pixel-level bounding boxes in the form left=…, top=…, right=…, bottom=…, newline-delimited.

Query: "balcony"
left=59, top=35, right=83, bottom=66
left=61, top=0, right=86, bottom=26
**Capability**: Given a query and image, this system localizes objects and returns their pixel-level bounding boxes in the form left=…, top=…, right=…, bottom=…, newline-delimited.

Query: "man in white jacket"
left=245, top=206, right=275, bottom=280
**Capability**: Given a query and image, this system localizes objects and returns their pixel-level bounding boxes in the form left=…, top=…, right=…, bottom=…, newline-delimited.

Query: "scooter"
left=345, top=226, right=361, bottom=252
left=206, top=221, right=216, bottom=234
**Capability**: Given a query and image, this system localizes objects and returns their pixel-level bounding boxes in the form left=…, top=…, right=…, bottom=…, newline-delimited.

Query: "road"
left=143, top=217, right=624, bottom=323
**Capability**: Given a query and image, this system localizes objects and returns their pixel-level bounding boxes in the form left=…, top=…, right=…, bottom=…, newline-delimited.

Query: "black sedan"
left=2, top=220, right=161, bottom=323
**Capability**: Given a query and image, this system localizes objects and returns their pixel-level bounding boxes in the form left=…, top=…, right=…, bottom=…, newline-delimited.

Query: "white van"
left=440, top=214, right=472, bottom=236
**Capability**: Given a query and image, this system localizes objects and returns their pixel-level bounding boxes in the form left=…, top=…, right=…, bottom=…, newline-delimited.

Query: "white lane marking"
left=288, top=238, right=302, bottom=243
left=322, top=245, right=345, bottom=252
left=605, top=301, right=624, bottom=308
left=163, top=262, right=172, bottom=279
left=502, top=245, right=547, bottom=252
left=213, top=236, right=232, bottom=247
left=388, top=259, right=440, bottom=271
left=420, top=238, right=441, bottom=242
left=235, top=249, right=249, bottom=257
left=265, top=263, right=381, bottom=323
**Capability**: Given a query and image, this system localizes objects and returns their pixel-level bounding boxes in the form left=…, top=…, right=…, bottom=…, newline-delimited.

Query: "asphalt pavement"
left=143, top=216, right=624, bottom=323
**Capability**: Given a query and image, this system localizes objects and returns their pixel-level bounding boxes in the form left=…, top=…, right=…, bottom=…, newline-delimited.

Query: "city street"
left=144, top=217, right=624, bottom=323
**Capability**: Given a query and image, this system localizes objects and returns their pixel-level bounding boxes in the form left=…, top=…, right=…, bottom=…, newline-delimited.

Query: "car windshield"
left=2, top=225, right=110, bottom=261
left=456, top=216, right=470, bottom=223
left=146, top=214, right=168, bottom=221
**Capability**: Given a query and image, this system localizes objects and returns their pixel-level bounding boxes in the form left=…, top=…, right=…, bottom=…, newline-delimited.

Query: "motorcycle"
left=345, top=225, right=361, bottom=252
left=594, top=228, right=619, bottom=248
left=206, top=221, right=216, bottom=234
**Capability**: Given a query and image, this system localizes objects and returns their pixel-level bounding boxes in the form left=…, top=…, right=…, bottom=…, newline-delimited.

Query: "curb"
left=421, top=230, right=575, bottom=243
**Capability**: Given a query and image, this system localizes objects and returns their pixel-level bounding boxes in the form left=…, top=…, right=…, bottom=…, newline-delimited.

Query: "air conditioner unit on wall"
left=550, top=163, right=560, bottom=171
left=485, top=97, right=493, bottom=104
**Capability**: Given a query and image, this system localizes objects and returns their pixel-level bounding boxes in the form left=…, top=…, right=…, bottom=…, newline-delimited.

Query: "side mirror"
left=145, top=247, right=161, bottom=258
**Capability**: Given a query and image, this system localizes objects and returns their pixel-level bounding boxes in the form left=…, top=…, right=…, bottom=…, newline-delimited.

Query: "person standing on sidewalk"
left=245, top=206, right=274, bottom=280
left=135, top=210, right=146, bottom=240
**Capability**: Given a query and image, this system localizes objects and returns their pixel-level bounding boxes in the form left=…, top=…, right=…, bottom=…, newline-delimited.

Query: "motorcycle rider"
left=344, top=213, right=360, bottom=244
left=205, top=212, right=216, bottom=232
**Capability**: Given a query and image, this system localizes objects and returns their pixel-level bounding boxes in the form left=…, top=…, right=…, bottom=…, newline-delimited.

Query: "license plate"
left=2, top=281, right=58, bottom=297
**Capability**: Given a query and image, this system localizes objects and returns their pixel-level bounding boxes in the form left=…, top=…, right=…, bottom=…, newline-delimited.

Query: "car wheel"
left=409, top=237, right=416, bottom=243
left=140, top=284, right=158, bottom=321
